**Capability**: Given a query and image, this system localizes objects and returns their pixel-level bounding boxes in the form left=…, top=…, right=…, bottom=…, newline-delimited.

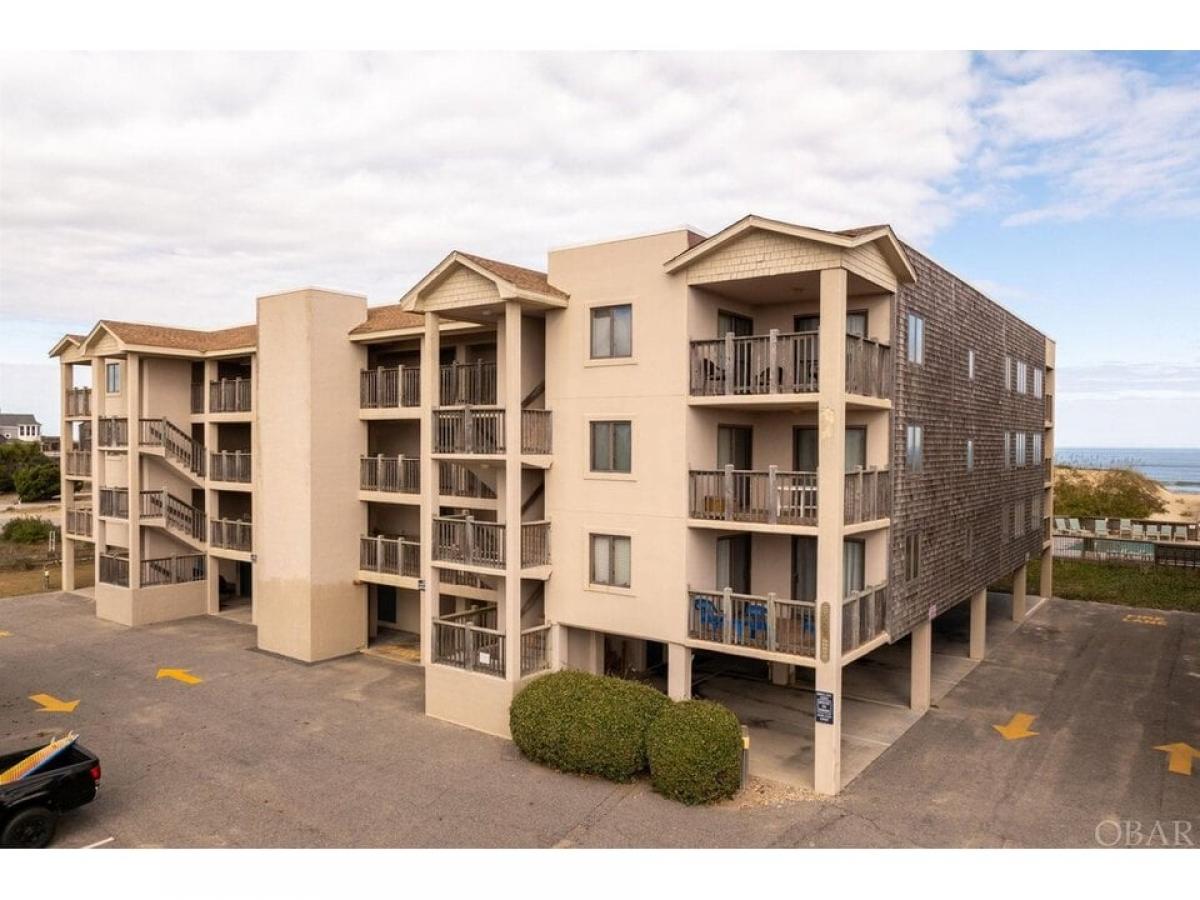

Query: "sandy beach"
left=1056, top=468, right=1200, bottom=523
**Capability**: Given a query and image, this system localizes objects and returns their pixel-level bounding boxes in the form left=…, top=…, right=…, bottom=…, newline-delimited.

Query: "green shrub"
left=2, top=516, right=56, bottom=544
left=646, top=699, right=743, bottom=805
left=509, top=670, right=671, bottom=782
left=1054, top=467, right=1164, bottom=519
left=12, top=461, right=59, bottom=502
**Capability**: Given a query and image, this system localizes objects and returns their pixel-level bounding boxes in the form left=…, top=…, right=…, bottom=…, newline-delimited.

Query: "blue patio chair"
left=693, top=595, right=724, bottom=639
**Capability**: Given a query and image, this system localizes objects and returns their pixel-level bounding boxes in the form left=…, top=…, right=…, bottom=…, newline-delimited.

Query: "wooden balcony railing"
left=210, top=377, right=252, bottom=413
left=844, top=467, right=891, bottom=524
left=190, top=382, right=204, bottom=414
left=690, top=330, right=820, bottom=396
left=65, top=509, right=93, bottom=538
left=842, top=584, right=888, bottom=653
left=1045, top=393, right=1054, bottom=424
left=139, top=418, right=205, bottom=477
left=97, top=417, right=129, bottom=448
left=65, top=450, right=92, bottom=478
left=433, top=407, right=505, bottom=454
left=689, top=467, right=818, bottom=525
left=433, top=516, right=505, bottom=569
left=358, top=535, right=421, bottom=577
left=139, top=489, right=206, bottom=542
left=65, top=387, right=91, bottom=417
left=521, top=521, right=551, bottom=567
left=440, top=361, right=497, bottom=406
left=360, top=366, right=420, bottom=409
left=99, top=487, right=129, bottom=519
left=845, top=335, right=892, bottom=399
left=98, top=553, right=129, bottom=587
left=521, top=410, right=552, bottom=454
left=211, top=518, right=253, bottom=552
left=688, top=588, right=818, bottom=656
left=520, top=623, right=553, bottom=676
left=140, top=554, right=206, bottom=588
left=360, top=455, right=419, bottom=493
left=432, top=606, right=505, bottom=678
left=210, top=450, right=252, bottom=483
left=1044, top=458, right=1053, bottom=483
left=438, top=462, right=496, bottom=500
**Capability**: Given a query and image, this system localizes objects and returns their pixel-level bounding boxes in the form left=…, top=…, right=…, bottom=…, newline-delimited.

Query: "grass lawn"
left=0, top=549, right=93, bottom=599
left=1026, top=558, right=1200, bottom=613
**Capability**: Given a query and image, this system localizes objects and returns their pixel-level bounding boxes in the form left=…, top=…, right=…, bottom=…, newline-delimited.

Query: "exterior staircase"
left=139, top=488, right=207, bottom=551
left=139, top=418, right=206, bottom=484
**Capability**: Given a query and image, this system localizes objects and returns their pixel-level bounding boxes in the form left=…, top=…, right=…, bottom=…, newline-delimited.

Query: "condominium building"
left=51, top=215, right=1055, bottom=795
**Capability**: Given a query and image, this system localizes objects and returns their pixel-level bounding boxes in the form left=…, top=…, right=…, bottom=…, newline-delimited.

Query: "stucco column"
left=668, top=642, right=692, bottom=700
left=1039, top=546, right=1053, bottom=600
left=91, top=359, right=105, bottom=560
left=969, top=588, right=987, bottom=660
left=503, top=300, right=523, bottom=681
left=813, top=266, right=848, bottom=796
left=126, top=354, right=142, bottom=589
left=203, top=413, right=219, bottom=614
left=910, top=619, right=932, bottom=711
left=419, top=312, right=441, bottom=665
left=1011, top=562, right=1027, bottom=622
left=247, top=351, right=259, bottom=625
left=60, top=361, right=76, bottom=592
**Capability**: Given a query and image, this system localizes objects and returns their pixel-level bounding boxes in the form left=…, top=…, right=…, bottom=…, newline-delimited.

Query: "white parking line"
left=81, top=836, right=115, bottom=849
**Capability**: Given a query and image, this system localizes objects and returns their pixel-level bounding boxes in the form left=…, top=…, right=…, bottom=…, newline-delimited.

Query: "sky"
left=1, top=50, right=1197, bottom=447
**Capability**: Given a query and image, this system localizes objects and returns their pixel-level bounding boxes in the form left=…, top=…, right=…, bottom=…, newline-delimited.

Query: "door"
left=843, top=539, right=865, bottom=597
left=717, top=310, right=753, bottom=338
left=718, top=426, right=753, bottom=516
left=795, top=426, right=867, bottom=471
left=718, top=312, right=754, bottom=393
left=237, top=561, right=252, bottom=598
left=845, top=426, right=867, bottom=472
left=791, top=536, right=817, bottom=601
left=377, top=585, right=397, bottom=625
left=716, top=534, right=751, bottom=594
left=793, top=312, right=868, bottom=335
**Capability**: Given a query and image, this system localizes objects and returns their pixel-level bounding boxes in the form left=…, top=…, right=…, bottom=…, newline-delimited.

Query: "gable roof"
left=455, top=252, right=568, bottom=301
left=0, top=413, right=40, bottom=426
left=349, top=306, right=426, bottom=336
left=52, top=320, right=258, bottom=358
left=398, top=250, right=569, bottom=313
left=663, top=214, right=916, bottom=284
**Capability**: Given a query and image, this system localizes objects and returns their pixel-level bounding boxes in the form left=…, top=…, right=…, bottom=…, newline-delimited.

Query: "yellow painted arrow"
left=993, top=712, right=1039, bottom=740
left=157, top=667, right=202, bottom=685
left=1154, top=742, right=1199, bottom=776
left=29, top=693, right=79, bottom=713
left=0, top=631, right=11, bottom=637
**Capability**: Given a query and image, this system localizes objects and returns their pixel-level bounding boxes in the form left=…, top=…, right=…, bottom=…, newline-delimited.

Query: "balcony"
left=688, top=589, right=817, bottom=656
left=1044, top=458, right=1053, bottom=484
left=843, top=467, right=891, bottom=525
left=99, top=552, right=129, bottom=587
left=65, top=387, right=91, bottom=418
left=140, top=418, right=205, bottom=478
left=360, top=366, right=419, bottom=410
left=65, top=450, right=92, bottom=478
left=841, top=584, right=888, bottom=653
left=360, top=455, right=419, bottom=494
left=210, top=450, right=252, bottom=484
left=210, top=377, right=252, bottom=414
left=211, top=518, right=253, bottom=553
left=139, top=489, right=206, bottom=543
left=65, top=509, right=93, bottom=538
left=359, top=535, right=420, bottom=578
left=520, top=624, right=552, bottom=676
left=438, top=462, right=496, bottom=501
left=97, top=417, right=129, bottom=449
left=690, top=330, right=818, bottom=397
left=440, top=361, right=496, bottom=406
left=844, top=334, right=892, bottom=399
left=433, top=516, right=551, bottom=571
left=432, top=607, right=505, bottom=678
left=140, top=554, right=206, bottom=587
left=688, top=467, right=817, bottom=527
left=99, top=487, right=129, bottom=519
left=433, top=408, right=503, bottom=454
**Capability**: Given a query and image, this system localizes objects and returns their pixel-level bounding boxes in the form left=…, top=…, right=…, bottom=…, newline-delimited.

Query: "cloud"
left=0, top=51, right=979, bottom=335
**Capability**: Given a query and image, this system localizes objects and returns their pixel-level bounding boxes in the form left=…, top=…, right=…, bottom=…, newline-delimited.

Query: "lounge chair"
left=1131, top=522, right=1145, bottom=539
left=1144, top=524, right=1160, bottom=541
left=1176, top=525, right=1189, bottom=542
left=1094, top=519, right=1109, bottom=538
left=1054, top=517, right=1067, bottom=533
left=1068, top=518, right=1083, bottom=536
left=1119, top=518, right=1132, bottom=537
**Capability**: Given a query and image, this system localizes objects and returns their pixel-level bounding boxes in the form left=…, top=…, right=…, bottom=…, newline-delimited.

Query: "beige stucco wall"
left=95, top=580, right=206, bottom=626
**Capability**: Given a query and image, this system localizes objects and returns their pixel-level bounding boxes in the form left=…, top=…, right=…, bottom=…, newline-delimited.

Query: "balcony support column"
left=91, top=357, right=105, bottom=560
left=668, top=642, right=692, bottom=700
left=910, top=619, right=932, bottom=712
left=420, top=312, right=442, bottom=666
left=126, top=354, right=142, bottom=589
left=502, top=300, right=523, bottom=681
left=204, top=408, right=219, bottom=614
left=969, top=587, right=987, bottom=660
left=813, top=266, right=848, bottom=797
left=1012, top=562, right=1028, bottom=622
left=1039, top=544, right=1053, bottom=601
left=59, top=360, right=77, bottom=593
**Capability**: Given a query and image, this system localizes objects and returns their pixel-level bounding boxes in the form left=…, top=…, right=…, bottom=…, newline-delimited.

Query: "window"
left=846, top=311, right=868, bottom=337
left=843, top=540, right=865, bottom=596
left=845, top=426, right=867, bottom=472
left=1015, top=432, right=1027, bottom=467
left=590, top=304, right=632, bottom=359
left=904, top=533, right=921, bottom=581
left=1033, top=432, right=1042, bottom=463
left=1013, top=500, right=1024, bottom=538
left=1016, top=361, right=1028, bottom=394
left=967, top=348, right=976, bottom=380
left=905, top=424, right=924, bottom=471
left=590, top=534, right=631, bottom=588
left=1004, top=355, right=1012, bottom=391
left=966, top=439, right=975, bottom=472
left=1033, top=367, right=1044, bottom=399
left=1031, top=493, right=1042, bottom=531
left=906, top=313, right=925, bottom=364
left=1003, top=431, right=1011, bottom=468
left=717, top=310, right=753, bottom=338
left=105, top=362, right=121, bottom=394
left=590, top=420, right=632, bottom=473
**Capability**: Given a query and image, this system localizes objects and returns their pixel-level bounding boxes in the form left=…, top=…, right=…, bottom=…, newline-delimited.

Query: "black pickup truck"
left=0, top=741, right=101, bottom=848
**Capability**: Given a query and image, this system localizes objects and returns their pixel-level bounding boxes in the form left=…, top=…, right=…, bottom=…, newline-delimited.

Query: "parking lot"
left=2, top=590, right=1197, bottom=847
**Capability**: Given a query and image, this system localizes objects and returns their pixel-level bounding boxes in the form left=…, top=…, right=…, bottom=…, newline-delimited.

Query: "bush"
left=12, top=461, right=59, bottom=502
left=1, top=516, right=55, bottom=544
left=510, top=670, right=671, bottom=782
left=1054, top=467, right=1165, bottom=519
left=646, top=700, right=743, bottom=805
left=0, top=441, right=46, bottom=493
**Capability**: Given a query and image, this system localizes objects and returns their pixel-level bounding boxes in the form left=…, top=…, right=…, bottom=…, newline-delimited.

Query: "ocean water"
left=1055, top=447, right=1200, bottom=495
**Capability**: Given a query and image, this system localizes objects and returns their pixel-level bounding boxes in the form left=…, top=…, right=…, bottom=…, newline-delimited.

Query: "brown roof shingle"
left=457, top=252, right=568, bottom=300
left=97, top=320, right=257, bottom=353
left=348, top=306, right=426, bottom=335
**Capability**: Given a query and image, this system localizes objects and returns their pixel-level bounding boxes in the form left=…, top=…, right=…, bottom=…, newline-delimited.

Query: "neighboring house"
left=49, top=214, right=1056, bottom=795
left=0, top=412, right=43, bottom=443
left=40, top=435, right=61, bottom=458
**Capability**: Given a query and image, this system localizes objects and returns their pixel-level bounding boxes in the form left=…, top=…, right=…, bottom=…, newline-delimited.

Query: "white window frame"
left=1003, top=431, right=1011, bottom=468
left=1004, top=355, right=1012, bottom=391
left=1015, top=432, right=1027, bottom=467
left=589, top=533, right=632, bottom=589
left=105, top=362, right=121, bottom=394
left=906, top=313, right=925, bottom=365
left=966, top=438, right=975, bottom=472
left=905, top=424, right=924, bottom=472
left=1033, top=432, right=1042, bottom=464
left=589, top=420, right=632, bottom=474
left=589, top=303, right=633, bottom=360
left=1033, top=367, right=1044, bottom=399
left=967, top=348, right=975, bottom=380
left=1016, top=361, right=1028, bottom=395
